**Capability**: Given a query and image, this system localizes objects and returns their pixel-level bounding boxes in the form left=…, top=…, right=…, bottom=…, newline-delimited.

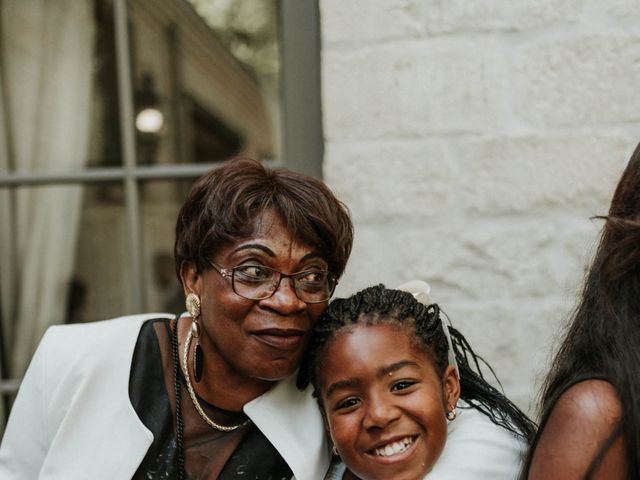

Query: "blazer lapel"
left=244, top=374, right=330, bottom=480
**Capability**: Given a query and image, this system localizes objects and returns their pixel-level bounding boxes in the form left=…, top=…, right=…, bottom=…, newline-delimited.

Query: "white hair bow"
left=396, top=280, right=459, bottom=377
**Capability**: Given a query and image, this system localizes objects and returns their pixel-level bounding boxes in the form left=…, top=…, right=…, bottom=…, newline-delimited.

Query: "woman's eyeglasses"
left=206, top=259, right=337, bottom=304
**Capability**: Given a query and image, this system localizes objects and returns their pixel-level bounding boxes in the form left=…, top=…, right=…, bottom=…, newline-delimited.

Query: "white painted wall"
left=320, top=0, right=640, bottom=412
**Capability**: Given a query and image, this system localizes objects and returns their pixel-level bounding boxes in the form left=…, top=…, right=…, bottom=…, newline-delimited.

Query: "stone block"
left=322, top=39, right=505, bottom=141
left=338, top=217, right=598, bottom=304
left=325, top=135, right=630, bottom=221
left=605, top=0, right=640, bottom=19
left=454, top=134, right=629, bottom=215
left=324, top=140, right=460, bottom=221
left=418, top=0, right=582, bottom=34
left=514, top=35, right=640, bottom=126
left=321, top=0, right=423, bottom=46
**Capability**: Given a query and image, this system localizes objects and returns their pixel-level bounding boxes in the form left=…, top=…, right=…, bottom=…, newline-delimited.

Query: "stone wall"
left=320, top=0, right=640, bottom=412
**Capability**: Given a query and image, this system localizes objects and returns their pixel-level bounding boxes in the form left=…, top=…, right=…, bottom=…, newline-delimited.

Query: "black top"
left=129, top=319, right=293, bottom=479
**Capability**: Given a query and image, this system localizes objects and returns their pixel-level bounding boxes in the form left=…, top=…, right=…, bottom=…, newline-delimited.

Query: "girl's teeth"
left=372, top=437, right=414, bottom=457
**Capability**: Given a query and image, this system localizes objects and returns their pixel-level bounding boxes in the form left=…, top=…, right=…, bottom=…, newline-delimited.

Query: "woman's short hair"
left=174, top=158, right=353, bottom=280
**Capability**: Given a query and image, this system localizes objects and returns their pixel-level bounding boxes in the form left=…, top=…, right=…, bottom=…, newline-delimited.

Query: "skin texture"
left=180, top=209, right=328, bottom=411
left=319, top=324, right=460, bottom=480
left=528, top=380, right=626, bottom=479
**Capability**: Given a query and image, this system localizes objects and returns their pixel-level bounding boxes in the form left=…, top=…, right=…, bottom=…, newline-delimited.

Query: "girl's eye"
left=391, top=380, right=417, bottom=392
left=335, top=397, right=361, bottom=411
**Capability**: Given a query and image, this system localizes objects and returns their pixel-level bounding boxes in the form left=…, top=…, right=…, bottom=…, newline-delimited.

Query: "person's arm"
left=0, top=328, right=52, bottom=478
left=528, top=379, right=626, bottom=480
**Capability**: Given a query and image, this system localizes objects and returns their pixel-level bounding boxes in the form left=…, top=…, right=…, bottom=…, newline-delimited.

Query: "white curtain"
left=0, top=0, right=94, bottom=392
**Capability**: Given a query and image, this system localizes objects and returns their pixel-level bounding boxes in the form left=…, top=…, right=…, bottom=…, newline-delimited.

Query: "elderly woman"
left=0, top=159, right=353, bottom=479
left=1, top=159, right=531, bottom=479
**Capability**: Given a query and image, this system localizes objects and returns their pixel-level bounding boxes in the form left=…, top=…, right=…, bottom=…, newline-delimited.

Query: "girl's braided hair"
left=297, top=284, right=536, bottom=441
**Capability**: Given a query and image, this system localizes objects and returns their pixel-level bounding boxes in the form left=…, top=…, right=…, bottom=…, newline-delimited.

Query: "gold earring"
left=186, top=292, right=201, bottom=318
left=185, top=293, right=204, bottom=382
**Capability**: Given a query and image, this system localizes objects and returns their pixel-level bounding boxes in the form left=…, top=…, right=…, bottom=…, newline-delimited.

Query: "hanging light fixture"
left=135, top=73, right=164, bottom=134
left=134, top=73, right=165, bottom=165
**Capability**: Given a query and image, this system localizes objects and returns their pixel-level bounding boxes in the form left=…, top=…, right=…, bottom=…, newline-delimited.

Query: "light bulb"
left=135, top=108, right=164, bottom=133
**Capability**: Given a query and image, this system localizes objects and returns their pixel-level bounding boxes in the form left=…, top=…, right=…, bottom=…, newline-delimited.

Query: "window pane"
left=0, top=0, right=121, bottom=174
left=187, top=0, right=281, bottom=160
left=128, top=0, right=280, bottom=165
left=139, top=179, right=194, bottom=315
left=0, top=183, right=130, bottom=385
left=72, top=183, right=130, bottom=322
left=88, top=0, right=122, bottom=168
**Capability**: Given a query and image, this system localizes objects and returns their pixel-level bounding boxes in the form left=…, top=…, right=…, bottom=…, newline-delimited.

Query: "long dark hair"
left=524, top=142, right=640, bottom=477
left=297, top=284, right=536, bottom=441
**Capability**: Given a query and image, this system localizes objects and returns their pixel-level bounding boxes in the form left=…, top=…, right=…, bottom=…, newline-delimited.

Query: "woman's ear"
left=442, top=364, right=461, bottom=411
left=180, top=261, right=202, bottom=297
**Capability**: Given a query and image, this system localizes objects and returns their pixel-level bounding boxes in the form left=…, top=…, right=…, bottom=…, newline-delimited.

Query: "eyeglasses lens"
left=231, top=265, right=334, bottom=303
left=294, top=271, right=334, bottom=303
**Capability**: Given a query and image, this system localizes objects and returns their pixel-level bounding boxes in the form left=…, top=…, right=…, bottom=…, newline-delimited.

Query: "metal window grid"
left=0, top=0, right=321, bottom=413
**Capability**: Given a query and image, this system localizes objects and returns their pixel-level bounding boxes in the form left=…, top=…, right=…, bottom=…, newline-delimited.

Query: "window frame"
left=0, top=0, right=322, bottom=411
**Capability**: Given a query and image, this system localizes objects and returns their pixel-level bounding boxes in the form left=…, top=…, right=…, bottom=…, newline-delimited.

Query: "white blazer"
left=0, top=315, right=330, bottom=480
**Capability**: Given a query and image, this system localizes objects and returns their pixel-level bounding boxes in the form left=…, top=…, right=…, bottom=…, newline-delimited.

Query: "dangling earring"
left=446, top=407, right=457, bottom=421
left=185, top=293, right=204, bottom=383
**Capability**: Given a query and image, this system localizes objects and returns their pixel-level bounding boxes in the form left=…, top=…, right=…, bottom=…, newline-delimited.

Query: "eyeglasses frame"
left=205, top=258, right=337, bottom=304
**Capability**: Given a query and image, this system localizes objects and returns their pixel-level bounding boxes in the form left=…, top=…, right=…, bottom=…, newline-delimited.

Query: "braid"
left=449, top=325, right=537, bottom=441
left=297, top=284, right=536, bottom=442
left=297, top=285, right=448, bottom=390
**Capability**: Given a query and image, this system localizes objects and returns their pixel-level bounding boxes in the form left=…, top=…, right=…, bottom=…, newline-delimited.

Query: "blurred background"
left=1, top=0, right=639, bottom=430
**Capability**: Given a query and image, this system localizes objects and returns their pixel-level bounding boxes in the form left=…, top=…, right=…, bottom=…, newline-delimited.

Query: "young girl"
left=297, top=283, right=535, bottom=480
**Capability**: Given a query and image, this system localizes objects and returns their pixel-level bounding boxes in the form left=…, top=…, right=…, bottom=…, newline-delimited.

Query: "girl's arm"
left=528, top=380, right=625, bottom=480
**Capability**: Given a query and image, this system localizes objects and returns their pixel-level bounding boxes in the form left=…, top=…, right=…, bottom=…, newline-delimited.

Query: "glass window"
left=0, top=0, right=320, bottom=430
left=72, top=183, right=131, bottom=322
left=139, top=179, right=191, bottom=315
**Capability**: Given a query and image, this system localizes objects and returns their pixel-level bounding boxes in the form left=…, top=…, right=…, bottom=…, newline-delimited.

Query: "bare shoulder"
left=528, top=379, right=626, bottom=480
left=554, top=379, right=622, bottom=424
